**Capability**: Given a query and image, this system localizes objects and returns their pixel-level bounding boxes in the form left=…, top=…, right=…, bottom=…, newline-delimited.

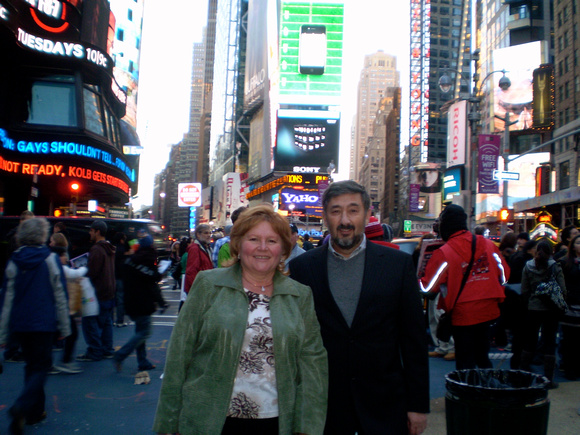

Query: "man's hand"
left=407, top=412, right=427, bottom=435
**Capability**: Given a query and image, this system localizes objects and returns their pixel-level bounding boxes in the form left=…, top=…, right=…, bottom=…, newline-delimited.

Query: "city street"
left=1, top=279, right=579, bottom=434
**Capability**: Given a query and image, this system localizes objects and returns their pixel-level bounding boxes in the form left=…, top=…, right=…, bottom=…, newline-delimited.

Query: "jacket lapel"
left=350, top=242, right=387, bottom=330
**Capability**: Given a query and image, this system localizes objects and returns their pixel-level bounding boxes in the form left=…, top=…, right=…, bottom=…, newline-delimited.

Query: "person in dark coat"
left=78, top=220, right=116, bottom=362
left=112, top=235, right=160, bottom=372
left=289, top=180, right=429, bottom=435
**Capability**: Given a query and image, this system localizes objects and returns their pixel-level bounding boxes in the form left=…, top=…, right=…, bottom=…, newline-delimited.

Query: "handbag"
left=80, top=277, right=100, bottom=317
left=534, top=264, right=568, bottom=314
left=436, top=233, right=476, bottom=342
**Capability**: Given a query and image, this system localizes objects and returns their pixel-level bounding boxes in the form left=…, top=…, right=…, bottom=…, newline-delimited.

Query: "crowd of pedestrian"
left=2, top=183, right=580, bottom=434
left=0, top=215, right=168, bottom=434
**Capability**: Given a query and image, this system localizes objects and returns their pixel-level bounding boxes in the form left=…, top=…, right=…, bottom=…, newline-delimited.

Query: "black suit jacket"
left=289, top=242, right=429, bottom=435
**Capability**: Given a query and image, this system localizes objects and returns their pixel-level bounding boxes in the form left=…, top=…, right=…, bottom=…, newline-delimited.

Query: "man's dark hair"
left=304, top=234, right=310, bottom=241
left=54, top=222, right=67, bottom=232
left=474, top=225, right=486, bottom=235
left=517, top=232, right=530, bottom=242
left=322, top=180, right=370, bottom=213
left=560, top=225, right=578, bottom=244
left=90, top=220, right=108, bottom=237
left=231, top=206, right=247, bottom=224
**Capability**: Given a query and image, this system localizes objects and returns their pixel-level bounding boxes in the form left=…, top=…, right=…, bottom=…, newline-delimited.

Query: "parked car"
left=391, top=237, right=421, bottom=255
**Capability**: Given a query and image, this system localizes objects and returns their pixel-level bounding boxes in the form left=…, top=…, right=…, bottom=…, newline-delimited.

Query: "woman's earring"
left=237, top=254, right=240, bottom=260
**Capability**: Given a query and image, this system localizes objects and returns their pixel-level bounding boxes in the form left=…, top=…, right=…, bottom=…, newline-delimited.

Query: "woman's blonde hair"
left=228, top=205, right=292, bottom=269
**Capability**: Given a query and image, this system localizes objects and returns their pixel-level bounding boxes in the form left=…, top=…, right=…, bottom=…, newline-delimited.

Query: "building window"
left=83, top=86, right=105, bottom=137
left=128, top=9, right=133, bottom=21
left=117, top=29, right=124, bottom=41
left=26, top=76, right=77, bottom=127
left=560, top=161, right=570, bottom=190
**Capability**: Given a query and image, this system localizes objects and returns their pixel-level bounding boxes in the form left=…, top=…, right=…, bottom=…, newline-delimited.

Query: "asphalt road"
left=1, top=278, right=578, bottom=434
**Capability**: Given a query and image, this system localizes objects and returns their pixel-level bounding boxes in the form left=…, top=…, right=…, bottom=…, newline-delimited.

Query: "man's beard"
left=332, top=225, right=363, bottom=251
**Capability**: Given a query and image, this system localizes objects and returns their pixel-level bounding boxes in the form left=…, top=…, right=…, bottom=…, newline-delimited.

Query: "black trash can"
left=445, top=369, right=550, bottom=435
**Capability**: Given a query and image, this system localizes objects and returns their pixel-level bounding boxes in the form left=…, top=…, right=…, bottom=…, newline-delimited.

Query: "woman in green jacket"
left=154, top=205, right=328, bottom=435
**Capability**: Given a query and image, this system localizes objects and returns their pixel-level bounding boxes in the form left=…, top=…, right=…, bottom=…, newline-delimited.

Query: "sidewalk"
left=425, top=377, right=580, bottom=434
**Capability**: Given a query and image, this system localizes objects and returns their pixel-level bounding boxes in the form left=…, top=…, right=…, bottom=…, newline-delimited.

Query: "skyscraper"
left=351, top=51, right=400, bottom=182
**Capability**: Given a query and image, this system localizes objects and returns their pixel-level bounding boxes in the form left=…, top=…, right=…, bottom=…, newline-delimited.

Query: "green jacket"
left=153, top=262, right=328, bottom=435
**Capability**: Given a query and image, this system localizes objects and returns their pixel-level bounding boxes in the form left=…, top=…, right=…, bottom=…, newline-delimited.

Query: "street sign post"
left=493, top=170, right=520, bottom=181
left=178, top=183, right=202, bottom=207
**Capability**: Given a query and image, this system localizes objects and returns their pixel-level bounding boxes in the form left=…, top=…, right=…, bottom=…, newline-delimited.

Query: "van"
left=0, top=216, right=168, bottom=280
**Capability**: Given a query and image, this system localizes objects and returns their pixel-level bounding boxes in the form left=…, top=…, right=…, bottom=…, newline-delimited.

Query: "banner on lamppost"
left=409, top=183, right=421, bottom=212
left=478, top=135, right=501, bottom=194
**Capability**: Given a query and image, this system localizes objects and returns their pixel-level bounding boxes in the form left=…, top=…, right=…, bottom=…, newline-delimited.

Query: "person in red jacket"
left=420, top=205, right=510, bottom=370
left=183, top=224, right=213, bottom=299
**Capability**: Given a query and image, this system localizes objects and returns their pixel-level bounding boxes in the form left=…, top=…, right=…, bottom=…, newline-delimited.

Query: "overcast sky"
left=134, top=0, right=411, bottom=208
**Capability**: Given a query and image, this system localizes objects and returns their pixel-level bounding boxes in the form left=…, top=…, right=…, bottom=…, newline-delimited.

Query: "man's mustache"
left=337, top=225, right=355, bottom=232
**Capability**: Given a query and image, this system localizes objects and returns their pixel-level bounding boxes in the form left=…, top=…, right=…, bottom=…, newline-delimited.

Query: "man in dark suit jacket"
left=289, top=180, right=429, bottom=435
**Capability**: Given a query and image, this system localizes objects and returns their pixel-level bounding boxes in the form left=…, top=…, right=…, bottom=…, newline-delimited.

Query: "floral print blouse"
left=227, top=289, right=278, bottom=419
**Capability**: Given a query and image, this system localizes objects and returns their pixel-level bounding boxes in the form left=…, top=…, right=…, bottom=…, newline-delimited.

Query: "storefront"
left=0, top=0, right=138, bottom=216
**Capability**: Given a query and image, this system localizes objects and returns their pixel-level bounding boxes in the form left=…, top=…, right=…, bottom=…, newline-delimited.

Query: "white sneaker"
left=54, top=362, right=83, bottom=374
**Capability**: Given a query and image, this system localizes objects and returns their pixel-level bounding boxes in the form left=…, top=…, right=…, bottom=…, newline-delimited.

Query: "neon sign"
left=17, top=28, right=108, bottom=68
left=0, top=155, right=130, bottom=194
left=0, top=129, right=136, bottom=182
left=409, top=0, right=430, bottom=163
left=26, top=0, right=69, bottom=33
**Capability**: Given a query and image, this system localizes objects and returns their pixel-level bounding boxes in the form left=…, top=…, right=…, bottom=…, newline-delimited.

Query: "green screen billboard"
left=279, top=1, right=344, bottom=106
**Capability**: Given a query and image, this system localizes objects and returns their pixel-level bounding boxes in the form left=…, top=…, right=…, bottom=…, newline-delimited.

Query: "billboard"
left=244, top=0, right=269, bottom=112
left=280, top=187, right=323, bottom=217
left=447, top=100, right=467, bottom=168
left=409, top=0, right=431, bottom=163
left=532, top=64, right=555, bottom=130
left=0, top=128, right=137, bottom=194
left=493, top=41, right=547, bottom=131
left=278, top=0, right=344, bottom=106
left=274, top=109, right=339, bottom=172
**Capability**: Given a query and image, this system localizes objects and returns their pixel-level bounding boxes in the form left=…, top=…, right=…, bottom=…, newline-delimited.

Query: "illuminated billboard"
left=492, top=41, right=547, bottom=131
left=0, top=128, right=136, bottom=195
left=278, top=0, right=344, bottom=106
left=280, top=187, right=323, bottom=217
left=274, top=109, right=339, bottom=173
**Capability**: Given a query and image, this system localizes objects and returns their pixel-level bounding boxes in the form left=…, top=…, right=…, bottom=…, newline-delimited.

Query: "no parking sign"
left=178, top=183, right=202, bottom=207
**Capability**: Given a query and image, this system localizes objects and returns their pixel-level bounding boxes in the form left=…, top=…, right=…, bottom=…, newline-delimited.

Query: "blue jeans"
left=10, top=332, right=53, bottom=420
left=81, top=299, right=114, bottom=360
left=114, top=315, right=153, bottom=370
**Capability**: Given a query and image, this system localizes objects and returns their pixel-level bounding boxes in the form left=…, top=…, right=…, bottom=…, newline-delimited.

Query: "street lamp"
left=438, top=53, right=511, bottom=232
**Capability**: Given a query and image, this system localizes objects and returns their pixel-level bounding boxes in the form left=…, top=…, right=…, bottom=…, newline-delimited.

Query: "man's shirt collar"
left=328, top=234, right=367, bottom=261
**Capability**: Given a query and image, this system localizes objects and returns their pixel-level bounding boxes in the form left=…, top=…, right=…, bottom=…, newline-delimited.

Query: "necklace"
left=243, top=277, right=273, bottom=293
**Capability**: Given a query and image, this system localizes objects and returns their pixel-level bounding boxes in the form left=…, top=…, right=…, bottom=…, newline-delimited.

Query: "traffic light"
left=70, top=181, right=80, bottom=202
left=499, top=208, right=514, bottom=221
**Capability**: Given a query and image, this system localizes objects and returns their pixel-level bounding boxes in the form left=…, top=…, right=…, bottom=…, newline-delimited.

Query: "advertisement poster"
left=478, top=135, right=500, bottom=194
left=409, top=183, right=421, bottom=212
left=274, top=109, right=339, bottom=172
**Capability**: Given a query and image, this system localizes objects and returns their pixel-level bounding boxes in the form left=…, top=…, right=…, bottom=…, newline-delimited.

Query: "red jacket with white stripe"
left=420, top=231, right=509, bottom=326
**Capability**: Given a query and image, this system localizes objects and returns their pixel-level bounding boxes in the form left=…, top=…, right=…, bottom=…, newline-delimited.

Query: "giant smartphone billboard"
left=278, top=0, right=344, bottom=106
left=274, top=109, right=339, bottom=173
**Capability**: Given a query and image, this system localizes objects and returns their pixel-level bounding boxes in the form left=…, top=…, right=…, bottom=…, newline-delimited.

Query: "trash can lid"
left=445, top=369, right=549, bottom=405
